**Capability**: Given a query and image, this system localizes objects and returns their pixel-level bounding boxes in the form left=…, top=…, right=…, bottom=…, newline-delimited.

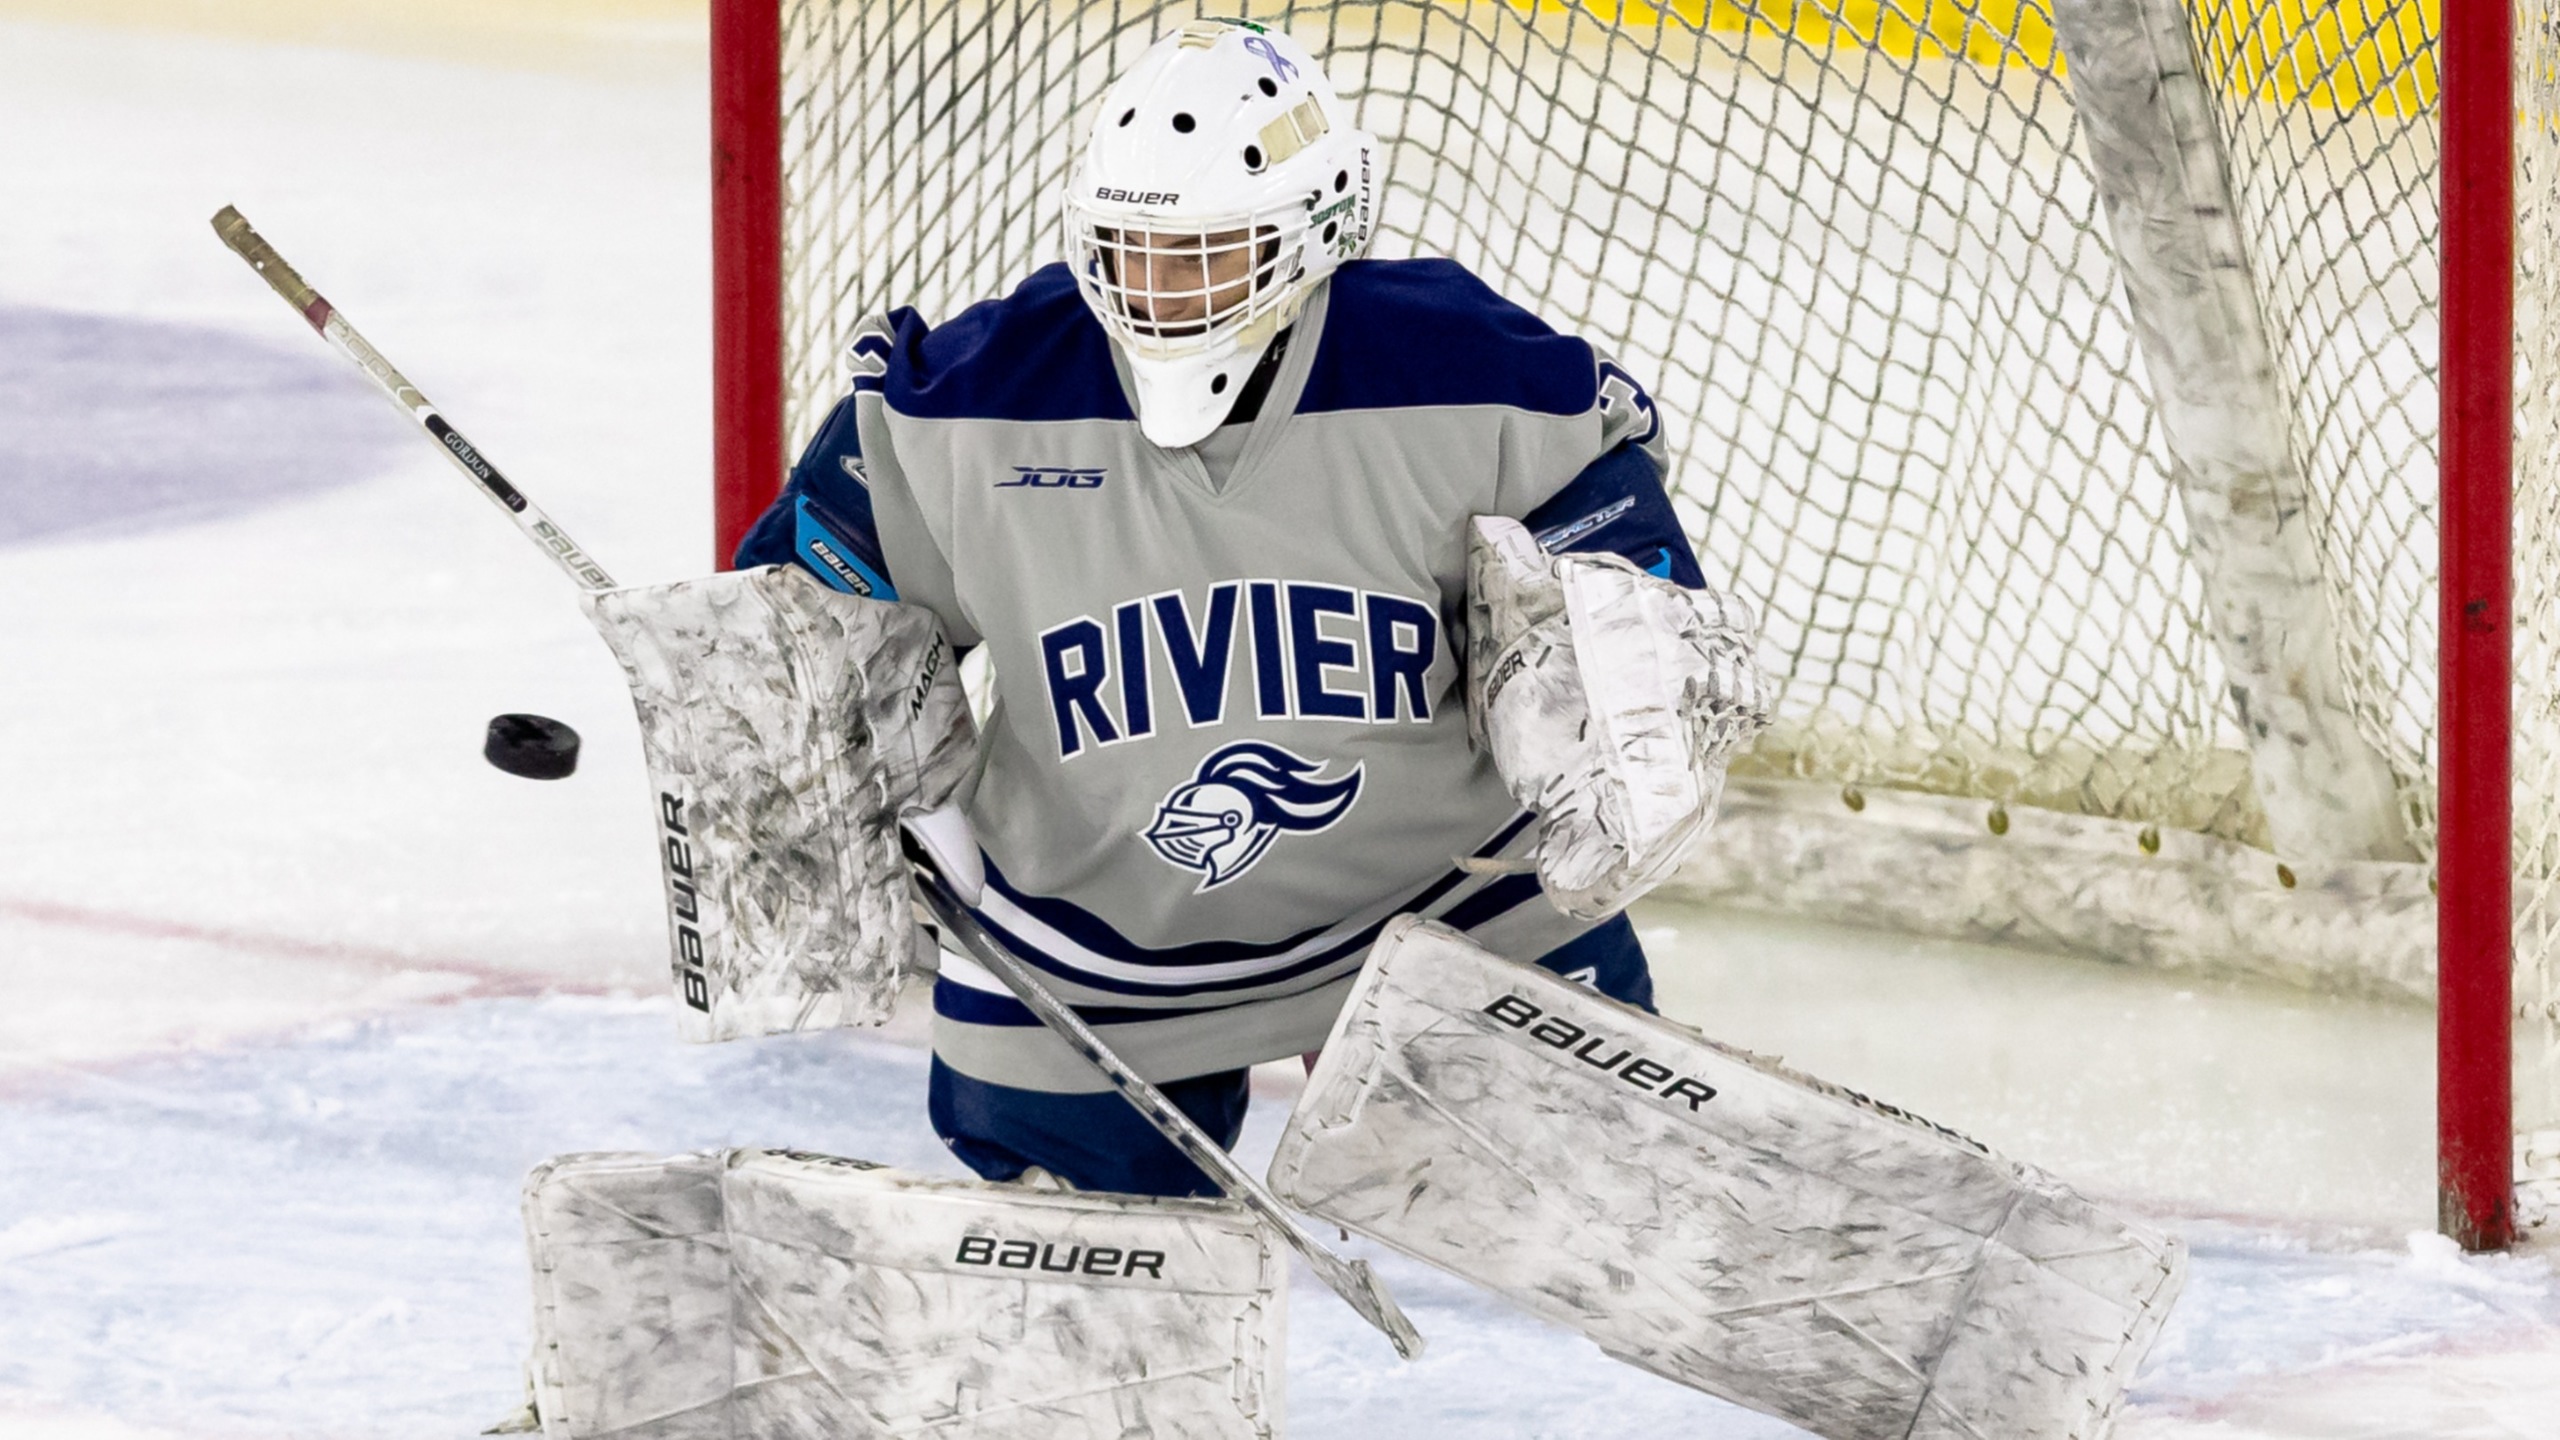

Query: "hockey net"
left=763, top=0, right=2556, bottom=1227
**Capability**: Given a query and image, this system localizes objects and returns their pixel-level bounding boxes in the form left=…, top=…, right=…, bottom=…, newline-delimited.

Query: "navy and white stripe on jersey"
left=925, top=811, right=1631, bottom=1103
left=960, top=809, right=1537, bottom=999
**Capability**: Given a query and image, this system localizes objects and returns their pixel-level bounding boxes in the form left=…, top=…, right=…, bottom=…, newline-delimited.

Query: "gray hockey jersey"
left=736, top=257, right=1704, bottom=1083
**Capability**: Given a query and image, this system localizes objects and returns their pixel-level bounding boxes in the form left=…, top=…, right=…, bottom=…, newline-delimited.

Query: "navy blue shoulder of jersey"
left=730, top=390, right=901, bottom=598
left=1520, top=431, right=1708, bottom=589
left=1296, top=258, right=1599, bottom=417
left=878, top=263, right=1133, bottom=424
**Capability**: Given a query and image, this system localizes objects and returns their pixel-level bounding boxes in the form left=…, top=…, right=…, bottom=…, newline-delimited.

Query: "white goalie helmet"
left=1065, top=20, right=1379, bottom=448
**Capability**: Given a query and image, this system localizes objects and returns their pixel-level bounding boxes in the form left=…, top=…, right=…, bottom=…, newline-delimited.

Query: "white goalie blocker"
left=1269, top=919, right=2186, bottom=1440
left=582, top=566, right=977, bottom=1041
left=518, top=1150, right=1285, bottom=1440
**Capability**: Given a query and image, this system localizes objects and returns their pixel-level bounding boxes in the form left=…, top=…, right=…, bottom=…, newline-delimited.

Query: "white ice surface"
left=0, top=13, right=699, bottom=1076
left=2, top=10, right=2557, bottom=1440
left=0, top=998, right=1786, bottom=1438
left=2, top=995, right=2554, bottom=1440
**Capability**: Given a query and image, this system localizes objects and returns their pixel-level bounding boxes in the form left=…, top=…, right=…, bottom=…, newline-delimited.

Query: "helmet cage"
left=1066, top=202, right=1311, bottom=363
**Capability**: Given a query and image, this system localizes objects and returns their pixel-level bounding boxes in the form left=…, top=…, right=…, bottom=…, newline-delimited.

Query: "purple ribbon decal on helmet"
left=1242, top=35, right=1298, bottom=83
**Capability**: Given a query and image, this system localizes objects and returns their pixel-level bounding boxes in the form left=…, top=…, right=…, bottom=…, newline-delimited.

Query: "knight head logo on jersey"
left=1144, top=741, right=1362, bottom=890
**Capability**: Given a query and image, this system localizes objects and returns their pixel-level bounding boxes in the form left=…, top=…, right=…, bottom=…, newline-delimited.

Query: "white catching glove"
left=1466, top=515, right=1771, bottom=919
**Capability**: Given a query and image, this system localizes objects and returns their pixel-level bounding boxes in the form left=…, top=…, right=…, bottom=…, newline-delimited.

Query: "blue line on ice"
left=0, top=995, right=2550, bottom=1439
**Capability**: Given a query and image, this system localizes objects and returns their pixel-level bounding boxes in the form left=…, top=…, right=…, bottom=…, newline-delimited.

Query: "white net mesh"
left=2175, top=0, right=2555, bottom=1186
left=784, top=0, right=2253, bottom=832
left=775, top=0, right=2555, bottom=1157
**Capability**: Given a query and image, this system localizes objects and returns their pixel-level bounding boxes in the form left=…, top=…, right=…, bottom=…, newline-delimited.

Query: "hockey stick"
left=210, top=206, right=616, bottom=591
left=902, top=833, right=1428, bottom=1361
left=214, top=203, right=1420, bottom=1357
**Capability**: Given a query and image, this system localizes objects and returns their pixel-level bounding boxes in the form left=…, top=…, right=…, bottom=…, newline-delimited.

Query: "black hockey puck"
left=484, top=713, right=580, bottom=780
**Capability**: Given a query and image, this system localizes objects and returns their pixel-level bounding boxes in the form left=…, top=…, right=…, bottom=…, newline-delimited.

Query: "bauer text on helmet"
left=1066, top=20, right=1379, bottom=448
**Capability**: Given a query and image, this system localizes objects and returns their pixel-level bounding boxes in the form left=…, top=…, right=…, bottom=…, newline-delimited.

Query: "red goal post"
left=2438, top=0, right=2514, bottom=1252
left=711, top=0, right=784, bottom=574
left=710, top=0, right=2542, bottom=1250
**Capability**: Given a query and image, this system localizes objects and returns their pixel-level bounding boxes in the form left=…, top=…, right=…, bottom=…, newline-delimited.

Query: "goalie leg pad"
left=522, top=1152, right=733, bottom=1439
left=521, top=1150, right=1286, bottom=1439
left=583, top=565, right=976, bottom=1041
left=724, top=1151, right=1285, bottom=1438
left=1268, top=918, right=2185, bottom=1440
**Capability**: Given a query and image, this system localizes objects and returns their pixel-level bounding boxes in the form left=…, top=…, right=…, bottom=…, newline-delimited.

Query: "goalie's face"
left=1093, top=227, right=1273, bottom=335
